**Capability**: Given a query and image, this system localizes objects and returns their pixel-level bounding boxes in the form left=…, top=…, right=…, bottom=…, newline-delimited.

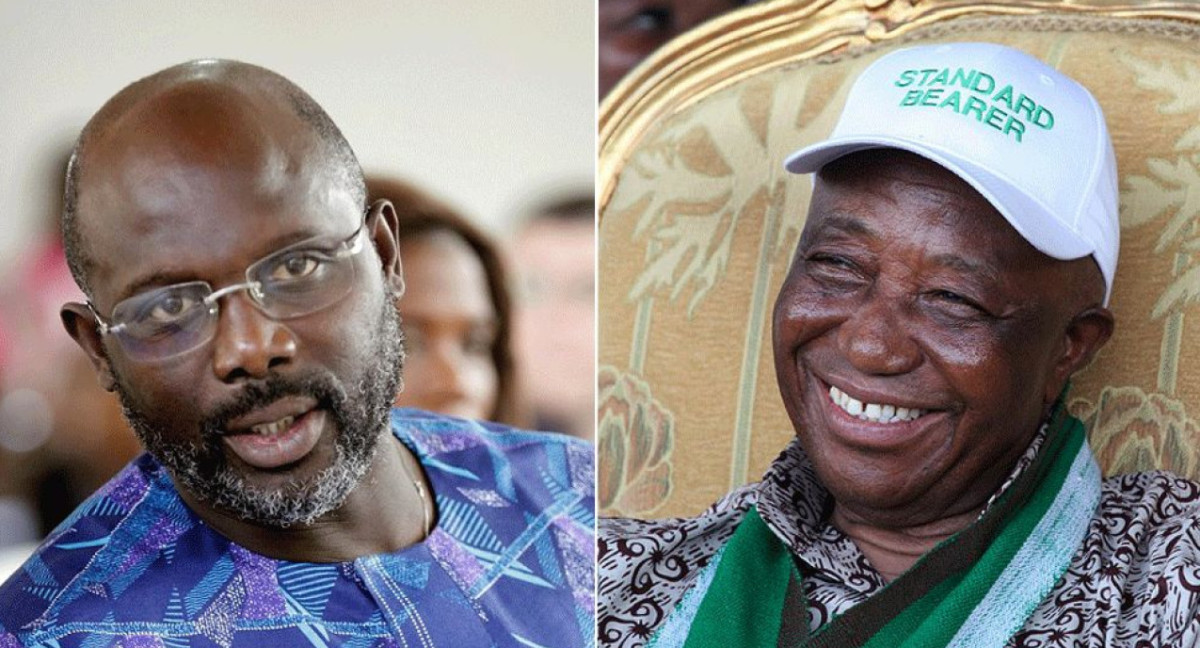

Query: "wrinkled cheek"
left=771, top=295, right=823, bottom=422
left=771, top=343, right=813, bottom=439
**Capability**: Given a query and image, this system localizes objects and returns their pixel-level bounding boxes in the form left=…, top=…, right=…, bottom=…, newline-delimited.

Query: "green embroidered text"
left=894, top=68, right=1055, bottom=143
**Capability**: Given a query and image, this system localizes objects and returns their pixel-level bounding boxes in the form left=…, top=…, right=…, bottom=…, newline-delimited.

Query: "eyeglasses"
left=89, top=218, right=369, bottom=362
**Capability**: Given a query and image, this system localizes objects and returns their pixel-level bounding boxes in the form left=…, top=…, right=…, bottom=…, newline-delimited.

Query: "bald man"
left=0, top=60, right=594, bottom=647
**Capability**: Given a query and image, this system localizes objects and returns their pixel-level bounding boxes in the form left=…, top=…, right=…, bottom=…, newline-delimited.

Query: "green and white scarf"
left=649, top=405, right=1101, bottom=648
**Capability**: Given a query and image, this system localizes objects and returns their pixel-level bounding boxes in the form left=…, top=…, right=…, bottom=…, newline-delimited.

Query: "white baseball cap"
left=784, top=42, right=1119, bottom=304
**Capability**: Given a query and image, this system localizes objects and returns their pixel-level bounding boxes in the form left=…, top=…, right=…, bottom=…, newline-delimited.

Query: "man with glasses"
left=0, top=60, right=594, bottom=647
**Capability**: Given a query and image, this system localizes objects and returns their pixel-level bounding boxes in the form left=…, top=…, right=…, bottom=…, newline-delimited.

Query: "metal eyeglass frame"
left=86, top=213, right=369, bottom=352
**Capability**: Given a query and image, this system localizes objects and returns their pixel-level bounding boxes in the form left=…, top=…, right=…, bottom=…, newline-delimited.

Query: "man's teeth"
left=250, top=416, right=295, bottom=436
left=829, top=386, right=925, bottom=423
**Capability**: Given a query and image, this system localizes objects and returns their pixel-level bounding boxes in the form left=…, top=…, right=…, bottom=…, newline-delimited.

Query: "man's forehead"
left=78, top=76, right=349, bottom=221
left=75, top=79, right=360, bottom=302
left=89, top=80, right=311, bottom=178
left=815, top=150, right=983, bottom=201
left=804, top=152, right=1048, bottom=266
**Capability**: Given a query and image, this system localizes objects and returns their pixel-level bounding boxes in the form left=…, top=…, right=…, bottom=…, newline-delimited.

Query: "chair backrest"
left=598, top=0, right=1200, bottom=518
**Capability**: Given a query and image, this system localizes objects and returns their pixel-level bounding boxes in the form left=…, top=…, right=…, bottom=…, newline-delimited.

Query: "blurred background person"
left=600, top=0, right=755, bottom=99
left=369, top=176, right=531, bottom=428
left=512, top=190, right=595, bottom=441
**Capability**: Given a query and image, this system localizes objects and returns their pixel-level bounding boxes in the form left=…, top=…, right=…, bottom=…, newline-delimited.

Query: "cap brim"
left=783, top=136, right=1095, bottom=262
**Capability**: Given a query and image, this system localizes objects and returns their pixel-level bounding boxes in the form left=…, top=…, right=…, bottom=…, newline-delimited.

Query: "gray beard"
left=113, top=297, right=404, bottom=528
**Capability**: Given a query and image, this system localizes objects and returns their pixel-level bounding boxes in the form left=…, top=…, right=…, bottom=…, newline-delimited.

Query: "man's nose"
left=836, top=292, right=921, bottom=375
left=211, top=291, right=297, bottom=382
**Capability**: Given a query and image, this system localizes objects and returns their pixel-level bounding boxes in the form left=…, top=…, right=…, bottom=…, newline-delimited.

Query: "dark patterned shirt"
left=598, top=432, right=1200, bottom=647
left=0, top=409, right=596, bottom=648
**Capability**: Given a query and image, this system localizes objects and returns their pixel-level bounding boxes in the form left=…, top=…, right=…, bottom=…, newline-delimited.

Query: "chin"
left=207, top=445, right=374, bottom=528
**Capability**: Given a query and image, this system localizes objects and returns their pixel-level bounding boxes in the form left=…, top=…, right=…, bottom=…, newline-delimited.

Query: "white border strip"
left=648, top=545, right=727, bottom=648
left=947, top=443, right=1101, bottom=648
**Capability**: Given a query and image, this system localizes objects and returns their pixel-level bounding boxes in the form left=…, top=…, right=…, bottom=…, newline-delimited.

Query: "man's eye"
left=804, top=253, right=864, bottom=283
left=809, top=253, right=855, bottom=269
left=932, top=289, right=967, bottom=303
left=145, top=293, right=200, bottom=323
left=926, top=290, right=987, bottom=316
left=931, top=289, right=971, bottom=305
left=271, top=254, right=322, bottom=280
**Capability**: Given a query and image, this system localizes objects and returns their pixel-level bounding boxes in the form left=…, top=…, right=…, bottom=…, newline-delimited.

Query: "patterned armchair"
left=598, top=0, right=1200, bottom=518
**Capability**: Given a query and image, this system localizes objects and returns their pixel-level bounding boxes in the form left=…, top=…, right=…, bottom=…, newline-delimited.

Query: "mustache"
left=199, top=372, right=345, bottom=438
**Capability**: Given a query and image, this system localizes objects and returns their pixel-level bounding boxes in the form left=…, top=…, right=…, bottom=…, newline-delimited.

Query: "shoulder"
left=391, top=408, right=593, bottom=500
left=598, top=484, right=757, bottom=648
left=598, top=483, right=756, bottom=558
left=0, top=454, right=177, bottom=637
left=392, top=408, right=592, bottom=471
left=1062, top=471, right=1200, bottom=642
left=1093, top=471, right=1200, bottom=567
left=392, top=410, right=595, bottom=641
left=1095, top=471, right=1200, bottom=547
left=392, top=407, right=593, bottom=554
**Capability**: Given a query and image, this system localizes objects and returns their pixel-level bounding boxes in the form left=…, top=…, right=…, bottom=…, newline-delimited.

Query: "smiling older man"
left=598, top=42, right=1200, bottom=647
left=0, top=60, right=594, bottom=647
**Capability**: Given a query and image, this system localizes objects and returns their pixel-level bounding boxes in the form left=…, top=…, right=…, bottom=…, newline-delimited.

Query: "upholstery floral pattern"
left=1071, top=386, right=1200, bottom=480
left=597, top=366, right=676, bottom=517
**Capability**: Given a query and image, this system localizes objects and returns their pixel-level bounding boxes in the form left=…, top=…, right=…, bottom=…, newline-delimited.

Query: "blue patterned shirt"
left=0, top=409, right=595, bottom=647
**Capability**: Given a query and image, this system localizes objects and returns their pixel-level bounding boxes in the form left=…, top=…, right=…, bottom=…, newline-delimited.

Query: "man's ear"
left=1044, top=305, right=1115, bottom=405
left=368, top=199, right=405, bottom=298
left=61, top=302, right=117, bottom=392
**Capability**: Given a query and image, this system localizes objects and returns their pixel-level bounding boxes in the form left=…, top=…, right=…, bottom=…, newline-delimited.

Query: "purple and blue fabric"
left=0, top=409, right=595, bottom=647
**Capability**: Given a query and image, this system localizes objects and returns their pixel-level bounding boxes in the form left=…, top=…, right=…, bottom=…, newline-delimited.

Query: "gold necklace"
left=400, top=447, right=432, bottom=539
